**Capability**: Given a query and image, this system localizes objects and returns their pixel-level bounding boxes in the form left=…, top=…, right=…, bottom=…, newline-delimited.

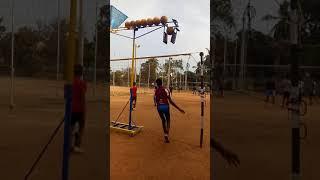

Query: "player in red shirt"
left=130, top=82, right=138, bottom=109
left=154, top=78, right=185, bottom=143
left=71, top=64, right=87, bottom=153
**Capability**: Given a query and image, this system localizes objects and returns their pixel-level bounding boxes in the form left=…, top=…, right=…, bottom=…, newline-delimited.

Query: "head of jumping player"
left=133, top=82, right=136, bottom=86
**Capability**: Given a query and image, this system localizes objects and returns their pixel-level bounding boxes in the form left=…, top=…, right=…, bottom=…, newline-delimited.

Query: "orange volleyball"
left=153, top=17, right=160, bottom=25
left=125, top=22, right=131, bottom=29
left=147, top=18, right=153, bottom=26
left=130, top=20, right=136, bottom=28
left=140, top=19, right=147, bottom=27
left=160, top=16, right=168, bottom=25
left=135, top=20, right=142, bottom=27
left=166, top=27, right=175, bottom=35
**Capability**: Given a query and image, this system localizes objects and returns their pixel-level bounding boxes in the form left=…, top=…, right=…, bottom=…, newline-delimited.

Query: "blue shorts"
left=157, top=104, right=169, bottom=113
left=266, top=90, right=275, bottom=96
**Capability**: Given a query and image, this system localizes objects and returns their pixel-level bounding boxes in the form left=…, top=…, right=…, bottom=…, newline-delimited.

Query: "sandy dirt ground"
left=2, top=77, right=319, bottom=180
left=110, top=86, right=211, bottom=180
left=0, top=77, right=108, bottom=180
left=212, top=91, right=320, bottom=180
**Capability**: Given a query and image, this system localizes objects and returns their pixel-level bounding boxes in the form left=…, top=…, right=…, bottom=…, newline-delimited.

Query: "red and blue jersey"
left=131, top=86, right=137, bottom=97
left=155, top=86, right=170, bottom=105
left=72, top=77, right=87, bottom=113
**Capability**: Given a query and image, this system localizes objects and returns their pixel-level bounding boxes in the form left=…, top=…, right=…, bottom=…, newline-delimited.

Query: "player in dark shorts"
left=130, top=82, right=138, bottom=109
left=71, top=64, right=87, bottom=153
left=154, top=79, right=185, bottom=143
left=211, top=138, right=240, bottom=167
left=265, top=78, right=276, bottom=104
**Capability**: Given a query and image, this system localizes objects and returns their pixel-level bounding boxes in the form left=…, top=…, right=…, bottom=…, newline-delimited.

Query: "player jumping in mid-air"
left=130, top=82, right=138, bottom=109
left=71, top=64, right=87, bottom=153
left=154, top=78, right=185, bottom=143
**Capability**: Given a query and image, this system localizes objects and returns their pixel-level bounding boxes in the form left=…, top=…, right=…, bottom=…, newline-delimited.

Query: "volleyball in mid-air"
left=166, top=27, right=175, bottom=35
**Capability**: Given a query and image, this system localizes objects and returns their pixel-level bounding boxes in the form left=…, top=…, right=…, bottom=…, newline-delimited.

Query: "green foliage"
left=139, top=58, right=158, bottom=85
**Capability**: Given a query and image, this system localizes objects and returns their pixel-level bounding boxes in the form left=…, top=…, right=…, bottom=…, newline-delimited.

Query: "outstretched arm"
left=211, top=138, right=240, bottom=167
left=168, top=96, right=185, bottom=114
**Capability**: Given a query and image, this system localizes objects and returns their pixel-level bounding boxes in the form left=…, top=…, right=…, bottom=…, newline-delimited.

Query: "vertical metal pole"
left=10, top=0, right=15, bottom=109
left=94, top=1, right=98, bottom=96
left=233, top=39, right=237, bottom=89
left=223, top=36, right=227, bottom=76
left=148, top=62, right=151, bottom=88
left=200, top=52, right=204, bottom=148
left=128, top=88, right=133, bottom=129
left=167, top=58, right=171, bottom=89
left=128, top=29, right=136, bottom=130
left=139, top=63, right=141, bottom=88
left=240, top=14, right=246, bottom=90
left=290, top=1, right=301, bottom=179
left=179, top=72, right=182, bottom=91
left=134, top=44, right=137, bottom=82
left=62, top=0, right=77, bottom=179
left=113, top=71, right=115, bottom=86
left=56, top=0, right=61, bottom=96
left=79, top=0, right=84, bottom=66
left=131, top=29, right=136, bottom=87
left=127, top=64, right=130, bottom=87
left=185, top=58, right=189, bottom=90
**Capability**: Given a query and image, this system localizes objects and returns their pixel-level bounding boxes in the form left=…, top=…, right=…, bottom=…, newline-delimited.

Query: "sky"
left=110, top=0, right=210, bottom=72
left=0, top=0, right=281, bottom=71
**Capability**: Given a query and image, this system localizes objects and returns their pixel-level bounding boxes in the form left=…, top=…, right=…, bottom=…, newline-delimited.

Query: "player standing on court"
left=130, top=82, right=138, bottom=109
left=154, top=78, right=185, bottom=143
left=71, top=64, right=87, bottom=153
left=281, top=74, right=292, bottom=107
left=265, top=77, right=276, bottom=104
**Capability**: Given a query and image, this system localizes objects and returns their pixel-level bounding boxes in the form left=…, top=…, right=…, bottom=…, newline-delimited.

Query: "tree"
left=211, top=0, right=235, bottom=34
left=139, top=58, right=158, bottom=86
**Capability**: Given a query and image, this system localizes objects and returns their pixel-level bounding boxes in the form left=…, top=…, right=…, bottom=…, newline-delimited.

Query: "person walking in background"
left=265, top=77, right=276, bottom=104
left=281, top=74, right=291, bottom=108
left=71, top=64, right=87, bottom=153
left=303, top=73, right=314, bottom=105
left=169, top=85, right=173, bottom=96
left=130, top=82, right=138, bottom=109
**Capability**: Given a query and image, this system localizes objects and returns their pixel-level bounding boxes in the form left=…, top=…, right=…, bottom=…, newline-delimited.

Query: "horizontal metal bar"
left=110, top=53, right=197, bottom=61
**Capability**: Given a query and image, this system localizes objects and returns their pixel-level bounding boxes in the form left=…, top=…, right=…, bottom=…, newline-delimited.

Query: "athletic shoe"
left=164, top=134, right=170, bottom=143
left=73, top=146, right=84, bottom=153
